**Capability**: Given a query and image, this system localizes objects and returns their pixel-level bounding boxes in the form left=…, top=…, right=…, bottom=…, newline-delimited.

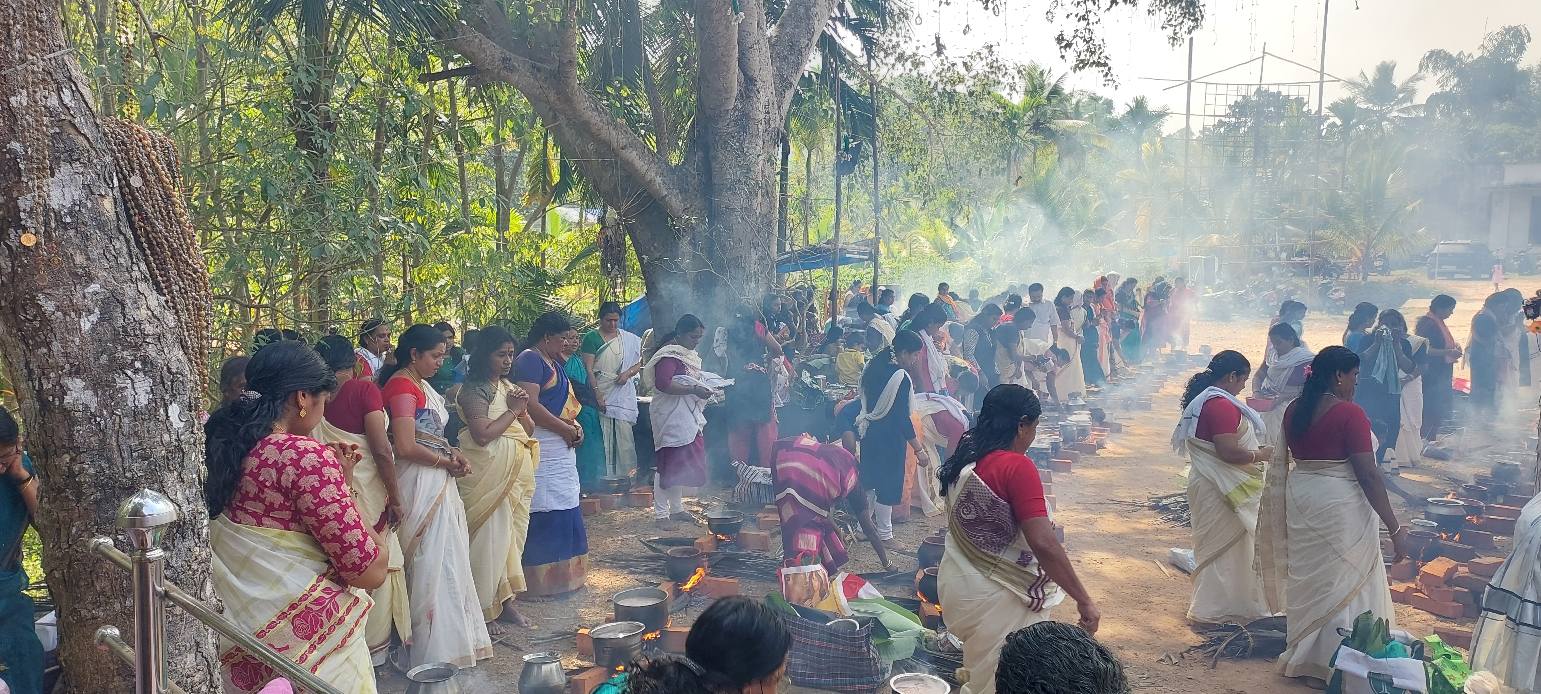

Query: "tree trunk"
left=777, top=133, right=791, bottom=255
left=0, top=1, right=218, bottom=692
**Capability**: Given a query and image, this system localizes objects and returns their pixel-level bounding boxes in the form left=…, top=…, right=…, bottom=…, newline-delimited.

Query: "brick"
left=1409, top=592, right=1466, bottom=619
left=693, top=536, right=717, bottom=554
left=1037, top=469, right=1054, bottom=484
left=1071, top=442, right=1099, bottom=455
left=662, top=626, right=691, bottom=654
left=1059, top=450, right=1081, bottom=464
left=580, top=497, right=603, bottom=516
left=737, top=529, right=772, bottom=552
left=1463, top=529, right=1496, bottom=549
left=577, top=627, right=593, bottom=658
left=627, top=489, right=654, bottom=508
left=1389, top=583, right=1417, bottom=604
left=1421, top=584, right=1463, bottom=604
left=920, top=601, right=944, bottom=630
left=570, top=666, right=609, bottom=694
left=1434, top=626, right=1473, bottom=650
left=1420, top=557, right=1460, bottom=587
left=1045, top=495, right=1056, bottom=513
left=1387, top=559, right=1418, bottom=582
left=1504, top=495, right=1533, bottom=507
left=1489, top=504, right=1524, bottom=520
left=1105, top=421, right=1124, bottom=433
left=597, top=494, right=623, bottom=511
left=701, top=576, right=739, bottom=598
left=755, top=512, right=780, bottom=529
left=1484, top=517, right=1517, bottom=535
left=1451, top=568, right=1489, bottom=593
left=1049, top=459, right=1073, bottom=474
left=1469, top=556, right=1504, bottom=578
left=1434, top=540, right=1477, bottom=563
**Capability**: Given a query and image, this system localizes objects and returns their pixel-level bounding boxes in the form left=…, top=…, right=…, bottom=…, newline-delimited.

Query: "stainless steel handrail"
left=89, top=489, right=345, bottom=694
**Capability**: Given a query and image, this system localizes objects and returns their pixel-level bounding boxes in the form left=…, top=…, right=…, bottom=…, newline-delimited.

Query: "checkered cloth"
left=784, top=606, right=883, bottom=691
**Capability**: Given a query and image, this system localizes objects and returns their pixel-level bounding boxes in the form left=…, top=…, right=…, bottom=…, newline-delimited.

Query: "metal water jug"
left=404, top=662, right=460, bottom=694
left=518, top=652, right=568, bottom=694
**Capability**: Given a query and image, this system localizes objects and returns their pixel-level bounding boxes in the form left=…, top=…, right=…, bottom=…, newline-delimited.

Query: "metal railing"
left=90, top=488, right=344, bottom=694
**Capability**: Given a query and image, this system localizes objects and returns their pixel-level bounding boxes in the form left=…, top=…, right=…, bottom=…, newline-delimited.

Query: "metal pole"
left=1182, top=37, right=1194, bottom=271
left=1317, top=0, right=1330, bottom=122
left=1313, top=0, right=1331, bottom=285
left=831, top=58, right=844, bottom=313
left=116, top=489, right=177, bottom=694
left=868, top=54, right=881, bottom=302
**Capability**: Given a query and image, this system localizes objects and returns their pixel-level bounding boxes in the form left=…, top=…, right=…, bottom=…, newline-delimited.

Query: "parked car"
left=1427, top=241, right=1493, bottom=279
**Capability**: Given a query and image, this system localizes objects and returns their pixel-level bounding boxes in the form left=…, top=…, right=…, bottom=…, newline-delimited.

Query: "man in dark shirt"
left=1414, top=295, right=1462, bottom=458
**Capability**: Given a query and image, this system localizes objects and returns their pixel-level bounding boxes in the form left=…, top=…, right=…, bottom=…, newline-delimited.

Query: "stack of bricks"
left=1484, top=504, right=1523, bottom=536
left=579, top=493, right=631, bottom=516
left=1390, top=557, right=1479, bottom=620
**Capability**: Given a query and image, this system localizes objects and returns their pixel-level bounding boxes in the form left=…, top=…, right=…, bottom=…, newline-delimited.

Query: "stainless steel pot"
left=612, top=587, right=670, bottom=633
left=518, top=652, right=567, bottom=694
left=405, top=662, right=460, bottom=694
left=590, top=621, right=646, bottom=671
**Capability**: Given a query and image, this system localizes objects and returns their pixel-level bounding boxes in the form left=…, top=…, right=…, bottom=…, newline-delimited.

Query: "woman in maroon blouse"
left=1262, top=346, right=1409, bottom=685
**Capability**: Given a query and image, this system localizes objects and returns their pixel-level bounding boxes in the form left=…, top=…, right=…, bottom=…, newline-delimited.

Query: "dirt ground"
left=381, top=273, right=1541, bottom=694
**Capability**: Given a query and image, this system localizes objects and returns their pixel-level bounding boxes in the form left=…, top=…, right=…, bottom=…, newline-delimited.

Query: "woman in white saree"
left=310, top=336, right=410, bottom=665
left=204, top=341, right=388, bottom=694
left=581, top=302, right=643, bottom=481
left=643, top=315, right=719, bottom=531
left=379, top=325, right=493, bottom=669
left=455, top=326, right=541, bottom=631
left=1469, top=492, right=1541, bottom=692
left=1256, top=346, right=1409, bottom=685
left=937, top=384, right=1100, bottom=694
left=1251, top=322, right=1313, bottom=452
left=1171, top=351, right=1274, bottom=625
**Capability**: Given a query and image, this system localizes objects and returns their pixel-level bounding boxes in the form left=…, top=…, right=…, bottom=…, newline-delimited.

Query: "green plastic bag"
left=1327, top=611, right=1425, bottom=694
left=1423, top=636, right=1470, bottom=694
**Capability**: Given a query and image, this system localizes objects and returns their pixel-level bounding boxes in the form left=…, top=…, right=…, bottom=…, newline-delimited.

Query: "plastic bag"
left=1423, top=636, right=1471, bottom=694
left=1327, top=611, right=1427, bottom=694
left=779, top=553, right=836, bottom=611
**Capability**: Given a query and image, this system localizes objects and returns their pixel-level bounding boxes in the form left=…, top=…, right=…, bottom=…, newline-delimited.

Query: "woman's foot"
left=881, top=537, right=901, bottom=551
left=670, top=511, right=695, bottom=522
left=486, top=620, right=508, bottom=636
left=498, top=602, right=534, bottom=629
left=655, top=518, right=678, bottom=531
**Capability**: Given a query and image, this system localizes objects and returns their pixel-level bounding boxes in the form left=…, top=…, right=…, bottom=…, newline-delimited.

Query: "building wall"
left=1490, top=189, right=1537, bottom=252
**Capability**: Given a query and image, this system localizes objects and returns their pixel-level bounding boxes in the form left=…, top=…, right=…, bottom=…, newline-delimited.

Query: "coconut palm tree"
left=1344, top=61, right=1421, bottom=131
left=1321, top=141, right=1426, bottom=281
left=993, top=65, right=1072, bottom=184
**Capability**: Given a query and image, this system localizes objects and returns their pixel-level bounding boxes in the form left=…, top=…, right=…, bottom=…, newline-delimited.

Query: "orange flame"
left=680, top=567, right=706, bottom=593
left=713, top=533, right=734, bottom=542
left=615, top=664, right=626, bottom=673
left=642, top=631, right=662, bottom=641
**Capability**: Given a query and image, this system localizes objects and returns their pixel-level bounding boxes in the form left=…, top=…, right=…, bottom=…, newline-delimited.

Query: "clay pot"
left=917, top=537, right=945, bottom=569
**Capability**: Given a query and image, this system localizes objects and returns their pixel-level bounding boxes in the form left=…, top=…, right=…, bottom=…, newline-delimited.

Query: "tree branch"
left=694, top=0, right=741, bottom=117
left=769, top=0, right=840, bottom=117
left=442, top=14, right=696, bottom=220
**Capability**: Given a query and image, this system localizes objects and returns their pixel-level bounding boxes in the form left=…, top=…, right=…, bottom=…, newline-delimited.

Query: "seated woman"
left=771, top=420, right=891, bottom=573
left=1469, top=489, right=1541, bottom=691
left=1171, top=351, right=1273, bottom=625
left=379, top=325, right=492, bottom=668
left=937, top=384, right=1099, bottom=694
left=1259, top=346, right=1408, bottom=685
left=455, top=326, right=540, bottom=631
left=204, top=341, right=387, bottom=693
left=595, top=596, right=791, bottom=694
left=311, top=335, right=410, bottom=664
left=0, top=409, right=42, bottom=694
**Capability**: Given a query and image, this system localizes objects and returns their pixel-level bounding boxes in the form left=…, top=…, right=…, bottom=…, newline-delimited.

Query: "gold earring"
left=299, top=406, right=308, bottom=418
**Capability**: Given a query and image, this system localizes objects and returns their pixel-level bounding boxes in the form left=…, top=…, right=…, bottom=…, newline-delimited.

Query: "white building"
left=1488, top=162, right=1541, bottom=254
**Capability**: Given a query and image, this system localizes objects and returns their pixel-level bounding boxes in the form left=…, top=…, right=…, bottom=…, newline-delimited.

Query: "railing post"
left=116, top=489, right=178, bottom=694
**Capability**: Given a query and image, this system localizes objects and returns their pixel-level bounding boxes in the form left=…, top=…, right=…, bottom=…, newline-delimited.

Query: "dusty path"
left=381, top=273, right=1539, bottom=693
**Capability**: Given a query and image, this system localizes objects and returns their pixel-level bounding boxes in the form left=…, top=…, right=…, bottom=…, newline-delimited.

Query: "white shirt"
left=355, top=347, right=383, bottom=374
left=1024, top=300, right=1059, bottom=342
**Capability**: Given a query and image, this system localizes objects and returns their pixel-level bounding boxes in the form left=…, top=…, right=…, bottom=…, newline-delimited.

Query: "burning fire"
left=680, top=567, right=706, bottom=593
left=713, top=533, right=734, bottom=542
left=642, top=631, right=662, bottom=642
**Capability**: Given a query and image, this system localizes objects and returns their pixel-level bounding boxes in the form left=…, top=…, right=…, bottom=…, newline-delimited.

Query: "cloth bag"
left=1327, top=612, right=1427, bottom=694
left=768, top=594, right=885, bottom=692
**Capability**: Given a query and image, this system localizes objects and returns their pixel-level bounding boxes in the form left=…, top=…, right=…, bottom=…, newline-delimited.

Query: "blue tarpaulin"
left=620, top=295, right=651, bottom=334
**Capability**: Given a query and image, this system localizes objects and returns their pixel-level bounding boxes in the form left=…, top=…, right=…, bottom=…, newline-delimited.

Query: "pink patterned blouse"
left=225, top=433, right=379, bottom=581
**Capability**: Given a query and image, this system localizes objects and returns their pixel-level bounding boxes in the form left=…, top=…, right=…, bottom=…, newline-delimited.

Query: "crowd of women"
left=1169, top=287, right=1541, bottom=690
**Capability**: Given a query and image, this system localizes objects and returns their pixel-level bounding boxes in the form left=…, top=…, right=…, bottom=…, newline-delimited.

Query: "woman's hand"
left=562, top=421, right=584, bottom=447
left=385, top=493, right=404, bottom=529
left=328, top=442, right=363, bottom=477
left=692, top=385, right=717, bottom=399
left=1254, top=446, right=1275, bottom=464
left=1389, top=526, right=1411, bottom=563
left=505, top=384, right=530, bottom=415
left=446, top=449, right=472, bottom=478
left=1077, top=600, right=1102, bottom=634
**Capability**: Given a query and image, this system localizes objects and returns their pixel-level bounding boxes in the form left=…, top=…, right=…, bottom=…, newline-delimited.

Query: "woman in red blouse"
left=204, top=340, right=386, bottom=694
left=1262, top=346, right=1409, bottom=686
left=935, top=384, right=1098, bottom=694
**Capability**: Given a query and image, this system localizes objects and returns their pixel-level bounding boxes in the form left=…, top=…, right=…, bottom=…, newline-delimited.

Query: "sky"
left=910, top=0, right=1541, bottom=118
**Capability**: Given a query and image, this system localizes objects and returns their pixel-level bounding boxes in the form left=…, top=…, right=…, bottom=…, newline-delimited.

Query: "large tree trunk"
left=0, top=1, right=219, bottom=692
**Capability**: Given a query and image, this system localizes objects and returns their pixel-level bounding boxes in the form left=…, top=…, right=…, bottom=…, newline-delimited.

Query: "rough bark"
left=0, top=0, right=219, bottom=692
